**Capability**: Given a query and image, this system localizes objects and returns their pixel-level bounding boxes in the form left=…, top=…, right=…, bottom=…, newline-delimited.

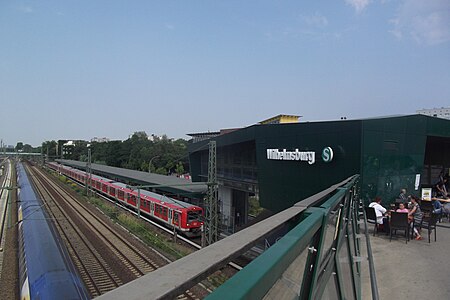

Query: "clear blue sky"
left=1, top=0, right=449, bottom=146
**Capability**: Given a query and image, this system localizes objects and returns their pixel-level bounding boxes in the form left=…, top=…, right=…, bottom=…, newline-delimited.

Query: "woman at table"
left=408, top=196, right=423, bottom=240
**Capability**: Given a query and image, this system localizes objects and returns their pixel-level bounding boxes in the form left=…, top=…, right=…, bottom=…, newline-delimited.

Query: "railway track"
left=28, top=163, right=201, bottom=299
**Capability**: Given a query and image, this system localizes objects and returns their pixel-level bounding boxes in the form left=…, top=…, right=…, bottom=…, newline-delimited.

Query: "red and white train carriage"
left=47, top=162, right=203, bottom=237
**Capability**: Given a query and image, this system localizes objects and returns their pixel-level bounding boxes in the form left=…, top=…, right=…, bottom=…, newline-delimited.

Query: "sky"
left=1, top=0, right=449, bottom=147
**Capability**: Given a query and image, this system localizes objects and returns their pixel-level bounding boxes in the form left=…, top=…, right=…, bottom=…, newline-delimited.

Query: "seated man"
left=434, top=177, right=448, bottom=198
left=369, top=197, right=389, bottom=232
left=433, top=199, right=443, bottom=214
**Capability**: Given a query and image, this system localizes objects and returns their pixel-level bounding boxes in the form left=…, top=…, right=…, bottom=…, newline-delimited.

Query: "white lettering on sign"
left=266, top=149, right=316, bottom=165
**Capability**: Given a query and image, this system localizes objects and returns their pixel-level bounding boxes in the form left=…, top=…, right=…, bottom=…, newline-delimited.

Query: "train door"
left=173, top=211, right=181, bottom=228
left=168, top=209, right=173, bottom=225
left=118, top=189, right=125, bottom=201
left=129, top=193, right=137, bottom=206
left=109, top=186, right=116, bottom=198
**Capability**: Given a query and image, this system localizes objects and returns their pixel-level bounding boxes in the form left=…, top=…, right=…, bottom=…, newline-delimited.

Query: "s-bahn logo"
left=322, top=147, right=334, bottom=163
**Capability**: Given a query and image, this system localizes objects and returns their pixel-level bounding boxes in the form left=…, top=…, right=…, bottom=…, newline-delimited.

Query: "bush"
left=249, top=196, right=264, bottom=216
left=116, top=213, right=187, bottom=259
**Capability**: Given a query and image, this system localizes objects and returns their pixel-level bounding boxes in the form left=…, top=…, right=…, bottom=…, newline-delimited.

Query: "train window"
left=118, top=190, right=124, bottom=199
left=169, top=210, right=172, bottom=218
left=187, top=211, right=200, bottom=223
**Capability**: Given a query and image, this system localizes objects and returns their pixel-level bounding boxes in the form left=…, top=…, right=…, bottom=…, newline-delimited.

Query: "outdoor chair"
left=420, top=212, right=439, bottom=243
left=420, top=201, right=433, bottom=213
left=389, top=212, right=409, bottom=243
left=364, top=206, right=379, bottom=236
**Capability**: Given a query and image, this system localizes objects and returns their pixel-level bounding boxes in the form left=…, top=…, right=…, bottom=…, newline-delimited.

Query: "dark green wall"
left=188, top=115, right=450, bottom=212
left=255, top=120, right=362, bottom=212
left=360, top=116, right=428, bottom=204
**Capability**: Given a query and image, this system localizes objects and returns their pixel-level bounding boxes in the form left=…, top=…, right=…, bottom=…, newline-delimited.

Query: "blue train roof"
left=17, top=163, right=89, bottom=299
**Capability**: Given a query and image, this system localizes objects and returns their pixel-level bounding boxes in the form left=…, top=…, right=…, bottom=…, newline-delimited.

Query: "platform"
left=361, top=219, right=450, bottom=299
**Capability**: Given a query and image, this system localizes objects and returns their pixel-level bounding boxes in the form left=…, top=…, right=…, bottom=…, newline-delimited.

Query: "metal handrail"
left=361, top=200, right=380, bottom=300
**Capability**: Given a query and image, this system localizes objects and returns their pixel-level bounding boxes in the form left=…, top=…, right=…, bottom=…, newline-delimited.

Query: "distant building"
left=91, top=137, right=110, bottom=143
left=259, top=114, right=300, bottom=125
left=187, top=131, right=221, bottom=143
left=417, top=107, right=450, bottom=120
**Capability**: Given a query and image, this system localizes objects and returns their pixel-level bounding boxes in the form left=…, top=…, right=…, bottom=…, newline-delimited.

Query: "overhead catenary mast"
left=204, top=140, right=219, bottom=246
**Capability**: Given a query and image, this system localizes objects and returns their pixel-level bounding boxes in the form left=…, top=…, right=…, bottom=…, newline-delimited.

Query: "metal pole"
left=7, top=188, right=11, bottom=229
left=88, top=148, right=92, bottom=197
left=173, top=226, right=177, bottom=243
left=137, top=188, right=141, bottom=218
left=201, top=224, right=205, bottom=247
left=149, top=155, right=160, bottom=173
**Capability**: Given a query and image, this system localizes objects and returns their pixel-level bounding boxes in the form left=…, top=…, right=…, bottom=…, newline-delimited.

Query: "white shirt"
left=369, top=202, right=387, bottom=224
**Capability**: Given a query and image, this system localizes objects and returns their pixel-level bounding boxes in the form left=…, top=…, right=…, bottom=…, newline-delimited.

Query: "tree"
left=40, top=132, right=190, bottom=175
left=42, top=141, right=57, bottom=159
left=175, top=162, right=185, bottom=175
left=15, top=142, right=24, bottom=152
left=23, top=144, right=33, bottom=153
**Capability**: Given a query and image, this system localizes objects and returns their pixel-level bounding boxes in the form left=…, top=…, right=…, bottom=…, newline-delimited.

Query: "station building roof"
left=56, top=159, right=207, bottom=196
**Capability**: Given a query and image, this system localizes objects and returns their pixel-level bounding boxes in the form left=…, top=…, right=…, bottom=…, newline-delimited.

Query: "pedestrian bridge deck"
left=364, top=220, right=450, bottom=299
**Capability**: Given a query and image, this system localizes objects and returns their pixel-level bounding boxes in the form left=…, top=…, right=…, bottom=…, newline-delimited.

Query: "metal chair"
left=420, top=212, right=439, bottom=243
left=365, top=206, right=379, bottom=236
left=420, top=200, right=433, bottom=213
left=389, top=212, right=410, bottom=243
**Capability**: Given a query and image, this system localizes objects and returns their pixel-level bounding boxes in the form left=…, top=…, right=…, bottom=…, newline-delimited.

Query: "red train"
left=47, top=162, right=203, bottom=237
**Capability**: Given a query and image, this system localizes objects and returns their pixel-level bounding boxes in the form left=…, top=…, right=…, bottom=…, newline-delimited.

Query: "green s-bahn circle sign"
left=322, top=147, right=334, bottom=163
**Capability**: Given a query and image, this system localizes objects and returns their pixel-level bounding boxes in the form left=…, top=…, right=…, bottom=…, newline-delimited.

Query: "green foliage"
left=155, top=167, right=167, bottom=175
left=175, top=162, right=185, bottom=175
left=41, top=131, right=190, bottom=175
left=207, top=272, right=229, bottom=288
left=84, top=199, right=188, bottom=259
left=249, top=196, right=264, bottom=216
left=115, top=214, right=187, bottom=259
left=42, top=140, right=58, bottom=158
left=15, top=142, right=24, bottom=151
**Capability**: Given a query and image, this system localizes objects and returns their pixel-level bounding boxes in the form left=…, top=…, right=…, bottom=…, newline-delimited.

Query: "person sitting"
left=408, top=196, right=423, bottom=240
left=369, top=197, right=389, bottom=232
left=396, top=202, right=409, bottom=213
left=398, top=188, right=407, bottom=202
left=433, top=199, right=443, bottom=214
left=434, top=177, right=448, bottom=198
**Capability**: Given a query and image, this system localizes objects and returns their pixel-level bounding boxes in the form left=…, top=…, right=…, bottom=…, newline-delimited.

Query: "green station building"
left=188, top=114, right=450, bottom=230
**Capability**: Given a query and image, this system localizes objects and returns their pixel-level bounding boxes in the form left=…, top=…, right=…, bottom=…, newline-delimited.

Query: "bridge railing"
left=207, top=174, right=372, bottom=300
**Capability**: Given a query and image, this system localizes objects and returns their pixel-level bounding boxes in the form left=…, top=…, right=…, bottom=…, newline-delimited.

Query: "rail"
left=0, top=160, right=13, bottom=248
left=362, top=199, right=380, bottom=300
